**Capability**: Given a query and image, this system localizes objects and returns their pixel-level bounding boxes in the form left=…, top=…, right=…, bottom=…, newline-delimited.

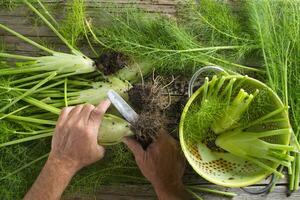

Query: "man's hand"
left=49, top=100, right=110, bottom=173
left=123, top=130, right=189, bottom=200
left=24, top=101, right=111, bottom=200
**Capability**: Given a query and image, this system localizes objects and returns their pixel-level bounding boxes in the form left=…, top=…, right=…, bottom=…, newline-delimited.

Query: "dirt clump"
left=95, top=51, right=129, bottom=75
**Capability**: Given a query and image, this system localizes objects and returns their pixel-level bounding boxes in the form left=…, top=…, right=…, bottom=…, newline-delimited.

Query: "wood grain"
left=63, top=184, right=300, bottom=200
left=0, top=0, right=179, bottom=56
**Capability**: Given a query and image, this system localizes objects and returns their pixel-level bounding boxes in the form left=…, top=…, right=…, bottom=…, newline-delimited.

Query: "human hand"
left=123, top=130, right=188, bottom=200
left=48, top=100, right=111, bottom=174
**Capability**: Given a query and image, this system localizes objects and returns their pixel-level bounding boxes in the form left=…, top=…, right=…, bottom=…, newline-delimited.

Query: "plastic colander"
left=179, top=67, right=291, bottom=187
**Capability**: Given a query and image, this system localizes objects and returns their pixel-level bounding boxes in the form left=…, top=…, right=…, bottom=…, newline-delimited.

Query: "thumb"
left=123, top=137, right=144, bottom=157
left=89, top=99, right=111, bottom=128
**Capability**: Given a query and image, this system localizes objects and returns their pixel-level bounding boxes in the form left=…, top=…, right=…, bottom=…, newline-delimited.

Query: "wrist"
left=153, top=181, right=186, bottom=200
left=47, top=153, right=80, bottom=176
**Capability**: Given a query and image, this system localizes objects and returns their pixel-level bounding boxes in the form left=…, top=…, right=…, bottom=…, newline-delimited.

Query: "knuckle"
left=62, top=107, right=68, bottom=113
left=86, top=104, right=95, bottom=110
left=62, top=106, right=72, bottom=114
left=74, top=105, right=83, bottom=112
left=74, top=123, right=84, bottom=131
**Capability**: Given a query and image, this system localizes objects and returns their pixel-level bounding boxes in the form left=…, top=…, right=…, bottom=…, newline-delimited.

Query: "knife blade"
left=107, top=89, right=139, bottom=124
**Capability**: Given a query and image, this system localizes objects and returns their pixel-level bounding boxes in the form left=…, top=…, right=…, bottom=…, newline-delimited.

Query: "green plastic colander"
left=179, top=69, right=291, bottom=187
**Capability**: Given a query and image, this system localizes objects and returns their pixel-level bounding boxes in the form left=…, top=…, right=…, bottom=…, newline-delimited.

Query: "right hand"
left=123, top=130, right=188, bottom=199
left=49, top=100, right=111, bottom=173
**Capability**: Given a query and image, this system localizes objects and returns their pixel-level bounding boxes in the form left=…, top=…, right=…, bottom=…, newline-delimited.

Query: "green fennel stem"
left=64, top=78, right=68, bottom=107
left=11, top=72, right=55, bottom=85
left=1, top=114, right=56, bottom=125
left=36, top=0, right=58, bottom=26
left=0, top=66, right=46, bottom=75
left=0, top=72, right=57, bottom=113
left=0, top=52, right=37, bottom=60
left=0, top=105, right=30, bottom=120
left=186, top=189, right=203, bottom=200
left=16, top=72, right=78, bottom=88
left=0, top=132, right=53, bottom=148
left=23, top=97, right=61, bottom=115
left=24, top=0, right=80, bottom=55
left=13, top=128, right=54, bottom=135
left=0, top=24, right=54, bottom=54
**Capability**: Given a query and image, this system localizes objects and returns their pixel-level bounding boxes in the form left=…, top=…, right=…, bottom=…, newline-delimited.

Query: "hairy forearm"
left=24, top=156, right=77, bottom=200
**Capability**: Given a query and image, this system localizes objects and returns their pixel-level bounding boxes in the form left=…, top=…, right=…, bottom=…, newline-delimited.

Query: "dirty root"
left=128, top=75, right=187, bottom=148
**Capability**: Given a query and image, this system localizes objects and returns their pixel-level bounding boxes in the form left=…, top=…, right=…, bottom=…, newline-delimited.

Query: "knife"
left=107, top=89, right=139, bottom=124
left=107, top=90, right=157, bottom=149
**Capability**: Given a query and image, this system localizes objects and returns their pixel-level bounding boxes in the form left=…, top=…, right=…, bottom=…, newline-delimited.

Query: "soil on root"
left=95, top=51, right=129, bottom=75
left=128, top=75, right=187, bottom=148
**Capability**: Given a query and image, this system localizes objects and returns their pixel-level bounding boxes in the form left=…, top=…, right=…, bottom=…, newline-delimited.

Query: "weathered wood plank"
left=63, top=184, right=300, bottom=200
left=0, top=0, right=179, bottom=56
left=0, top=0, right=179, bottom=16
left=0, top=25, right=56, bottom=37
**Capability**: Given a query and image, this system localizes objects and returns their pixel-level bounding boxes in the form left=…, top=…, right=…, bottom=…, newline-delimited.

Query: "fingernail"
left=101, top=99, right=111, bottom=108
left=103, top=99, right=111, bottom=107
left=96, top=99, right=111, bottom=111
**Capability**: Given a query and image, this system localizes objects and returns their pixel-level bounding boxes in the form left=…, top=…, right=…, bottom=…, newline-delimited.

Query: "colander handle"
left=241, top=174, right=275, bottom=194
left=188, top=66, right=226, bottom=97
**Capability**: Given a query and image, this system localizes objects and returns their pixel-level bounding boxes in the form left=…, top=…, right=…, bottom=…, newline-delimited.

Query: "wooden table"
left=0, top=1, right=299, bottom=199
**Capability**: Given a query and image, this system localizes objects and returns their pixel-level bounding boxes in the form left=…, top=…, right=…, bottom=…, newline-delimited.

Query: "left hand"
left=48, top=100, right=111, bottom=173
left=123, top=129, right=187, bottom=199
